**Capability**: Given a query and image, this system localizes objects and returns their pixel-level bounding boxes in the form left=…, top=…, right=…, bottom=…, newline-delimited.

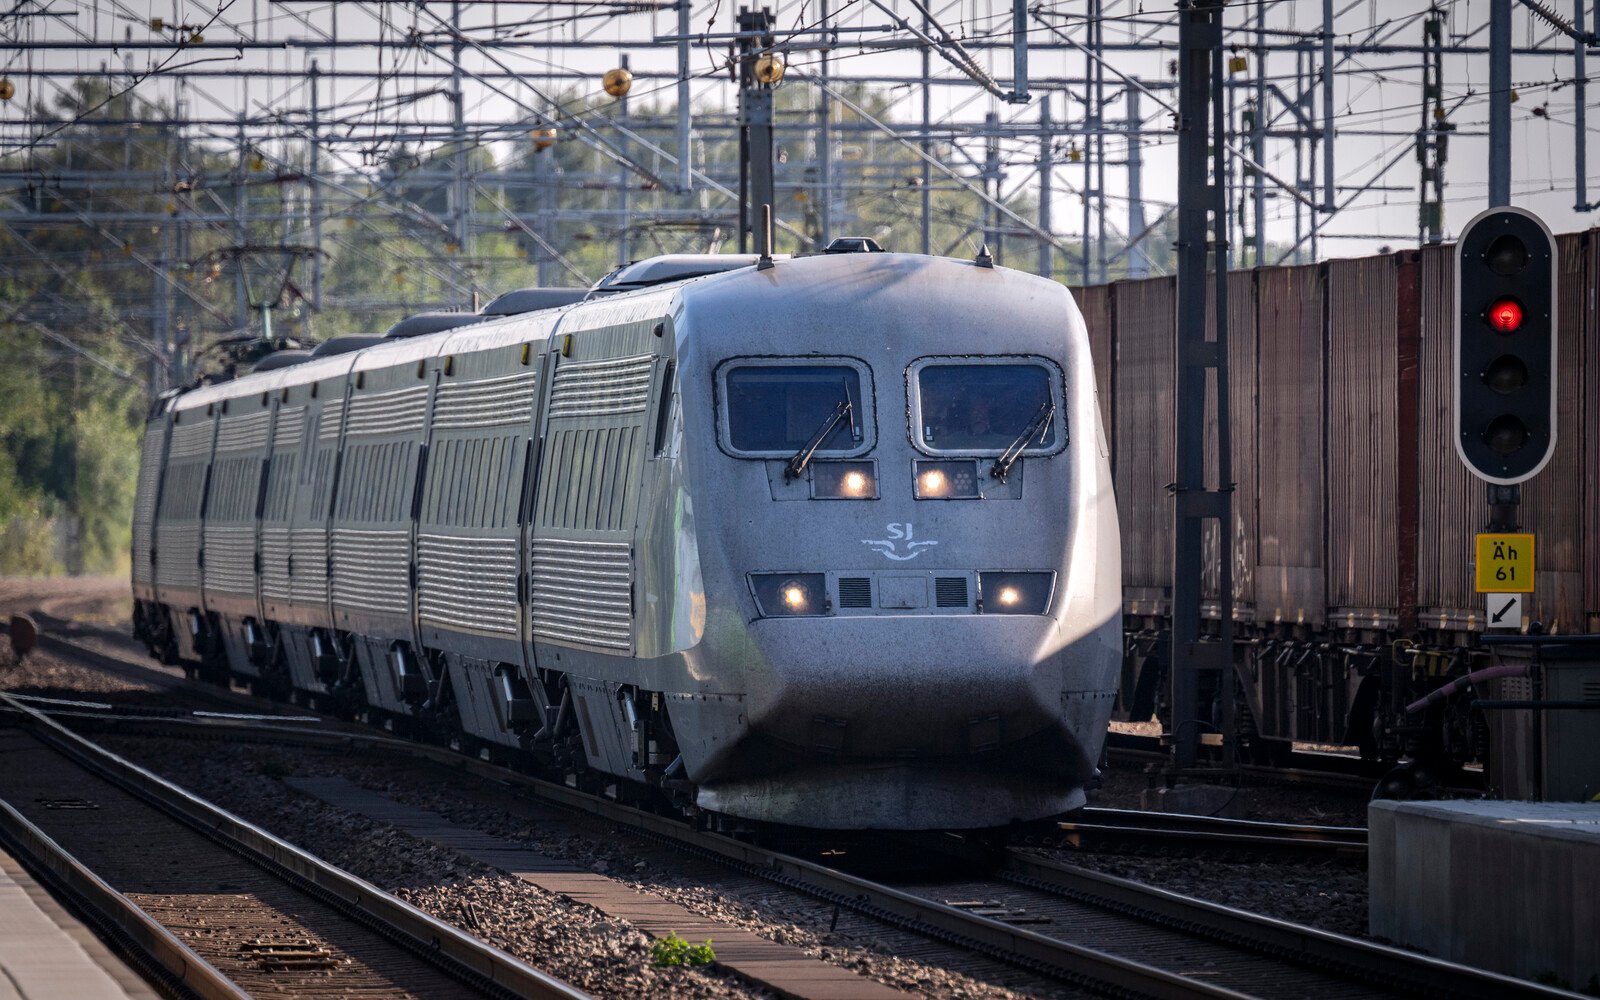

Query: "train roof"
left=588, top=254, right=782, bottom=296
left=252, top=349, right=314, bottom=371
left=168, top=252, right=1059, bottom=413
left=177, top=350, right=358, bottom=411
left=481, top=287, right=588, bottom=315
left=309, top=335, right=387, bottom=357
left=383, top=311, right=486, bottom=339
left=440, top=303, right=569, bottom=355
left=671, top=251, right=1077, bottom=350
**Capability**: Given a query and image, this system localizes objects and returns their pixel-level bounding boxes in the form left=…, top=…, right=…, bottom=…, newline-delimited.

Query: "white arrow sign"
left=1486, top=593, right=1523, bottom=630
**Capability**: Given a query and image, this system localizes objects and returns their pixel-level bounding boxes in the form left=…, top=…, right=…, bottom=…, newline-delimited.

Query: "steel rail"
left=997, top=852, right=1573, bottom=1000
left=19, top=698, right=1242, bottom=997
left=0, top=798, right=247, bottom=1000
left=1102, top=729, right=1415, bottom=793
left=39, top=707, right=1579, bottom=1000
left=1054, top=807, right=1369, bottom=859
left=3, top=690, right=323, bottom=723
left=0, top=692, right=590, bottom=1000
left=15, top=631, right=1573, bottom=998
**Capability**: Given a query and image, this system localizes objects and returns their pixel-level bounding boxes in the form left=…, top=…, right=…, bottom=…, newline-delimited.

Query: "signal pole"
left=736, top=7, right=778, bottom=253
left=1488, top=0, right=1512, bottom=207
left=1170, top=0, right=1234, bottom=771
left=1417, top=8, right=1450, bottom=245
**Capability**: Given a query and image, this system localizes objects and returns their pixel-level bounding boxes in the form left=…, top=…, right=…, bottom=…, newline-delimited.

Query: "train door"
left=524, top=309, right=671, bottom=780
left=328, top=351, right=438, bottom=717
left=152, top=399, right=218, bottom=662
left=276, top=366, right=354, bottom=694
left=419, top=327, right=556, bottom=748
left=131, top=395, right=176, bottom=644
left=198, top=391, right=274, bottom=678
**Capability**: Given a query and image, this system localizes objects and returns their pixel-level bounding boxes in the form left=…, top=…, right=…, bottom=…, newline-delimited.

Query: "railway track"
left=1048, top=807, right=1368, bottom=862
left=1103, top=731, right=1383, bottom=792
left=0, top=692, right=585, bottom=1000
left=10, top=624, right=1583, bottom=999
left=1102, top=730, right=1488, bottom=797
left=16, top=697, right=1570, bottom=997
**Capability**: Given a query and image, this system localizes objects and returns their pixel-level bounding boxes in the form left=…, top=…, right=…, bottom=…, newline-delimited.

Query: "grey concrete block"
left=1369, top=799, right=1600, bottom=988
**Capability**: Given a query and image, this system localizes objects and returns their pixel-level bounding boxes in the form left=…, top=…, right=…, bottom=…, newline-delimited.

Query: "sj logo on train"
left=862, top=522, right=939, bottom=561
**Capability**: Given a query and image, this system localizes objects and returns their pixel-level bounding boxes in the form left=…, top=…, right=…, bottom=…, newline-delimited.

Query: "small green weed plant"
left=650, top=931, right=715, bottom=967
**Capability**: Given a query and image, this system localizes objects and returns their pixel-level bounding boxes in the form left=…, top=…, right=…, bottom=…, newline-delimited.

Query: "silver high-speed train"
left=131, top=245, right=1121, bottom=829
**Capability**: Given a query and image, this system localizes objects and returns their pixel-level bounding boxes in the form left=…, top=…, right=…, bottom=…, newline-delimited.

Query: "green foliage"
left=0, top=506, right=64, bottom=577
left=1, top=73, right=1179, bottom=579
left=650, top=932, right=715, bottom=967
left=0, top=80, right=182, bottom=575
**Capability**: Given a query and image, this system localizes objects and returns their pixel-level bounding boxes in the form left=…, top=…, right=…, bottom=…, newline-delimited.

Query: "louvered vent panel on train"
left=539, top=425, right=641, bottom=531
left=530, top=538, right=632, bottom=652
left=272, top=405, right=307, bottom=449
left=344, top=384, right=430, bottom=437
left=935, top=576, right=969, bottom=608
left=130, top=428, right=167, bottom=585
left=203, top=525, right=257, bottom=596
left=259, top=528, right=292, bottom=601
left=418, top=534, right=519, bottom=635
left=215, top=410, right=271, bottom=453
left=838, top=577, right=872, bottom=608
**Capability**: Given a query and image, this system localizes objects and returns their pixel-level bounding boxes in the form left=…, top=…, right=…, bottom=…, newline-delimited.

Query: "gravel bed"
left=0, top=639, right=168, bottom=699
left=98, top=736, right=769, bottom=999
left=11, top=576, right=1378, bottom=989
left=1071, top=760, right=1371, bottom=938
left=104, top=736, right=1083, bottom=1000
left=1036, top=850, right=1370, bottom=938
left=1087, top=759, right=1371, bottom=827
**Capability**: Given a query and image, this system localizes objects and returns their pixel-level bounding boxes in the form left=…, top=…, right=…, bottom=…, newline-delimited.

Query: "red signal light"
left=1486, top=297, right=1524, bottom=333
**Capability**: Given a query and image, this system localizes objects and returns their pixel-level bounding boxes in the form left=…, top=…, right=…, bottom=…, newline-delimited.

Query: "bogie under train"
left=132, top=249, right=1122, bottom=830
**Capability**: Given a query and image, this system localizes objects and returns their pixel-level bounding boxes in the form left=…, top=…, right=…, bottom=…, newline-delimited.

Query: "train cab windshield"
left=915, top=361, right=1060, bottom=453
left=722, top=362, right=867, bottom=455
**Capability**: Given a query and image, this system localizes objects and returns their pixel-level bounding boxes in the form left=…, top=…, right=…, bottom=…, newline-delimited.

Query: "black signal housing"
left=1454, top=207, right=1557, bottom=485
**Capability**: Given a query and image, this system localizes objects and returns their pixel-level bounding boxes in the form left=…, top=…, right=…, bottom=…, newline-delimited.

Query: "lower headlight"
left=979, top=572, right=1054, bottom=614
left=750, top=573, right=829, bottom=617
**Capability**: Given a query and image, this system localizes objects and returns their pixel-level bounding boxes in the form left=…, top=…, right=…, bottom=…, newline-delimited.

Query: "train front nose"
left=689, top=612, right=1118, bottom=829
left=748, top=615, right=1068, bottom=752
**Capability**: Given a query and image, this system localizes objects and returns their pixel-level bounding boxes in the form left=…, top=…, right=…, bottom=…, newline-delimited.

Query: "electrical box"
left=1483, top=635, right=1600, bottom=802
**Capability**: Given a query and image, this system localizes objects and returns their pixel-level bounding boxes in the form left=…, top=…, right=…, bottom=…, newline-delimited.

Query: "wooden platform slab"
left=286, top=776, right=905, bottom=1000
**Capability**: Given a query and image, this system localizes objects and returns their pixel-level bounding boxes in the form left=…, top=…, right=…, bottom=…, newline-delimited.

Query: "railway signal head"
left=1454, top=207, right=1557, bottom=485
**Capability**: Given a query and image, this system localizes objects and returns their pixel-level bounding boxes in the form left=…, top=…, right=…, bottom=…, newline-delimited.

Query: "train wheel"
left=1371, top=759, right=1445, bottom=801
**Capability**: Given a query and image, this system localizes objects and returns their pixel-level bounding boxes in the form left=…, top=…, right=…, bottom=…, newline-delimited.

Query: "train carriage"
left=133, top=248, right=1124, bottom=830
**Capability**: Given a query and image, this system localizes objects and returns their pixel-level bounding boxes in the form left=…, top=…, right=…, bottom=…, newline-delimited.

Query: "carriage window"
left=721, top=361, right=870, bottom=456
left=914, top=361, right=1061, bottom=453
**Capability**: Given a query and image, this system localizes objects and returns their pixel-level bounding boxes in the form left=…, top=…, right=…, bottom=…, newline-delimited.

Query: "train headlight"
left=978, top=572, right=1054, bottom=614
left=812, top=461, right=877, bottom=499
left=914, top=460, right=980, bottom=499
left=750, top=573, right=829, bottom=617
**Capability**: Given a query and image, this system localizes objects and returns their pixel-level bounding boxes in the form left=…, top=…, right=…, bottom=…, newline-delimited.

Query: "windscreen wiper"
left=990, top=400, right=1056, bottom=483
left=785, top=397, right=854, bottom=480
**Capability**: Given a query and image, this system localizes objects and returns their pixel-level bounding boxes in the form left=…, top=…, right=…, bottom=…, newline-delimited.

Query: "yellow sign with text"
left=1476, top=533, right=1534, bottom=593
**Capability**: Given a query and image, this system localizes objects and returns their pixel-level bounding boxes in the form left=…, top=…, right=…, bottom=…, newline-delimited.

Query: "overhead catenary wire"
left=2, top=0, right=1597, bottom=361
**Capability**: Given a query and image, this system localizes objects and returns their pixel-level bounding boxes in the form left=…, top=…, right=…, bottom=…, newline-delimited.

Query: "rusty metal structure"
left=1083, top=228, right=1600, bottom=768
